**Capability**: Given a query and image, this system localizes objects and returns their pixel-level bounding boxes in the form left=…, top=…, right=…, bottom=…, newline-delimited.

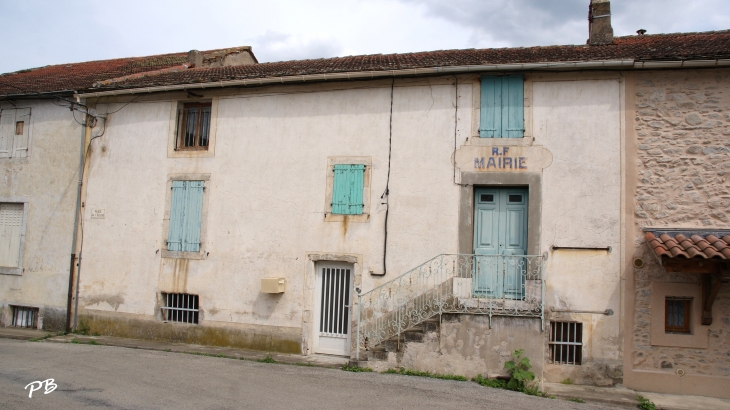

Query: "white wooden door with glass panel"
left=314, top=262, right=353, bottom=356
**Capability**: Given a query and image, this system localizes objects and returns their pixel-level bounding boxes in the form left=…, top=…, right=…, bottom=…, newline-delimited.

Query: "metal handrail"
left=355, top=254, right=545, bottom=361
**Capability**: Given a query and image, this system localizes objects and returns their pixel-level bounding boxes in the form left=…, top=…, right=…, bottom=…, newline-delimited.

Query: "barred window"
left=549, top=321, right=582, bottom=365
left=12, top=306, right=38, bottom=328
left=161, top=293, right=199, bottom=324
left=176, top=103, right=211, bottom=150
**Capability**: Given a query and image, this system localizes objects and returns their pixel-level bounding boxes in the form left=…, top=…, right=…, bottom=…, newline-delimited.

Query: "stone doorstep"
left=544, top=382, right=730, bottom=410
left=544, top=383, right=638, bottom=408
left=0, top=330, right=348, bottom=369
left=638, top=391, right=730, bottom=410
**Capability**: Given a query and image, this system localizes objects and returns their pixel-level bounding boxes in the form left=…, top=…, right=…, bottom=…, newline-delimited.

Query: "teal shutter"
left=479, top=76, right=500, bottom=138
left=167, top=180, right=204, bottom=252
left=502, top=75, right=524, bottom=138
left=168, top=181, right=186, bottom=251
left=182, top=181, right=204, bottom=252
left=332, top=164, right=365, bottom=215
left=480, top=75, right=523, bottom=138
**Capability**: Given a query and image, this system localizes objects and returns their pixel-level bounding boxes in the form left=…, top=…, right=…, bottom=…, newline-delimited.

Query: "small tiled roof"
left=2, top=30, right=729, bottom=97
left=0, top=47, right=253, bottom=97
left=646, top=232, right=730, bottom=260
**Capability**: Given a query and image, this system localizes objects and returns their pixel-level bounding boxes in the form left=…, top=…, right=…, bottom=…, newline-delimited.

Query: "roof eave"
left=74, top=58, right=730, bottom=99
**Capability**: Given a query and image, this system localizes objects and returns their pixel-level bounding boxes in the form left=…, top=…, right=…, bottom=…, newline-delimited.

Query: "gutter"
left=74, top=58, right=730, bottom=99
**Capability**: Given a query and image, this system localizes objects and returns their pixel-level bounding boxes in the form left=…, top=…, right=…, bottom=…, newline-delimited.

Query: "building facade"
left=1, top=1, right=728, bottom=399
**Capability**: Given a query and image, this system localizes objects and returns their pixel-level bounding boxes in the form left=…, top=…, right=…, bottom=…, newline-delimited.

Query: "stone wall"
left=632, top=68, right=730, bottom=378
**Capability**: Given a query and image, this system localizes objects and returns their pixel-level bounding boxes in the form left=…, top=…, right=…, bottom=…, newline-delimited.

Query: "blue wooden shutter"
left=167, top=181, right=186, bottom=251
left=479, top=76, right=501, bottom=138
left=501, top=75, right=524, bottom=138
left=182, top=181, right=204, bottom=252
left=167, top=180, right=204, bottom=252
left=332, top=165, right=365, bottom=215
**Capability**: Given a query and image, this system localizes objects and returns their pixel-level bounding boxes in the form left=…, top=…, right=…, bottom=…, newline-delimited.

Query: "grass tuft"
left=383, top=367, right=467, bottom=381
left=567, top=397, right=585, bottom=403
left=256, top=355, right=278, bottom=364
left=342, top=365, right=373, bottom=372
left=560, top=378, right=574, bottom=385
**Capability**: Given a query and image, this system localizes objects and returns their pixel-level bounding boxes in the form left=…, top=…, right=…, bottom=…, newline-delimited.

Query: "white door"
left=314, top=262, right=353, bottom=356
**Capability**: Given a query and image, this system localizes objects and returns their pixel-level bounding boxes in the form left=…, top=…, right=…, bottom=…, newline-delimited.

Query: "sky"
left=0, top=0, right=728, bottom=74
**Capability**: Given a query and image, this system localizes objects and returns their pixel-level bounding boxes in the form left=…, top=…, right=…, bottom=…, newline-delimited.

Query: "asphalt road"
left=0, top=338, right=612, bottom=410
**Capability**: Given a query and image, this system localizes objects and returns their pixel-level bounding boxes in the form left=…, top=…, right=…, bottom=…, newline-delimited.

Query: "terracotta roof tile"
left=2, top=30, right=730, bottom=96
left=0, top=47, right=253, bottom=97
left=646, top=231, right=730, bottom=260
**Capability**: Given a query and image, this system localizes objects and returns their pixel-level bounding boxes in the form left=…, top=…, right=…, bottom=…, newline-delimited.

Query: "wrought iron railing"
left=356, top=254, right=545, bottom=360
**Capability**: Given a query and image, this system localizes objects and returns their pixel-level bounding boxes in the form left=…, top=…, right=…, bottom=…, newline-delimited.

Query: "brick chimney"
left=588, top=0, right=614, bottom=45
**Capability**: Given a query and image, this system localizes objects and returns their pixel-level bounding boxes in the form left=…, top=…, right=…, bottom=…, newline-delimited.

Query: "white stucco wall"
left=533, top=78, right=623, bottom=383
left=0, top=100, right=82, bottom=330
left=78, top=79, right=461, bottom=332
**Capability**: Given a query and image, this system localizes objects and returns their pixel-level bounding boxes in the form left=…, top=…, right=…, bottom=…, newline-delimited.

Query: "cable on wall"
left=380, top=78, right=395, bottom=276
left=453, top=75, right=459, bottom=185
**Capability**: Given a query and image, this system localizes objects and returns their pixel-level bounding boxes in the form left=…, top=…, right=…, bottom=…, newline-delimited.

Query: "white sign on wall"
left=90, top=209, right=105, bottom=219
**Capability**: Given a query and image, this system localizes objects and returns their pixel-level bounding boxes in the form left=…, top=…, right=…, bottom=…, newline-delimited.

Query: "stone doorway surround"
left=302, top=252, right=363, bottom=356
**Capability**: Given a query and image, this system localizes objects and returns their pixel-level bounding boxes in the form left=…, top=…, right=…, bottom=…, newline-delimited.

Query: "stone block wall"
left=631, top=68, right=730, bottom=378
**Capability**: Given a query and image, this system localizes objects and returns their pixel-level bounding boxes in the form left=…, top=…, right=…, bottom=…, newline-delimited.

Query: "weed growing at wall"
left=472, top=374, right=507, bottom=388
left=342, top=365, right=373, bottom=372
left=636, top=395, right=656, bottom=410
left=256, top=355, right=278, bottom=364
left=560, top=378, right=573, bottom=385
left=567, top=397, right=585, bottom=403
left=382, top=367, right=467, bottom=381
left=504, top=349, right=535, bottom=391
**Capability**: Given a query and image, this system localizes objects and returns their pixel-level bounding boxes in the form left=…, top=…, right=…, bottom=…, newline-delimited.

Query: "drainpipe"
left=68, top=96, right=88, bottom=332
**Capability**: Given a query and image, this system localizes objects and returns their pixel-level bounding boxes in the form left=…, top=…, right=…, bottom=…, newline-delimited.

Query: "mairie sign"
left=474, top=147, right=526, bottom=170
left=454, top=145, right=553, bottom=173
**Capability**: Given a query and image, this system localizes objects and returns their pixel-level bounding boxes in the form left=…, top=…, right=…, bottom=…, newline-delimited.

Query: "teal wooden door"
left=473, top=188, right=528, bottom=299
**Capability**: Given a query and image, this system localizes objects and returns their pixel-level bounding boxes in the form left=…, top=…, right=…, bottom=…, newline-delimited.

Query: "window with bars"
left=665, top=297, right=691, bottom=334
left=549, top=321, right=582, bottom=365
left=176, top=103, right=211, bottom=150
left=12, top=306, right=38, bottom=328
left=161, top=293, right=199, bottom=324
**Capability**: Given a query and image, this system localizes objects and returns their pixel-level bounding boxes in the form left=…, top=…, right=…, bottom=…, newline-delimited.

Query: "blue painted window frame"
left=479, top=75, right=524, bottom=138
left=332, top=164, right=365, bottom=215
left=167, top=180, right=204, bottom=252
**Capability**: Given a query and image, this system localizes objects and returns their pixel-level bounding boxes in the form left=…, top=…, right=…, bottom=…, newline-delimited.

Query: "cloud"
left=401, top=0, right=588, bottom=48
left=400, top=0, right=730, bottom=48
left=249, top=31, right=347, bottom=63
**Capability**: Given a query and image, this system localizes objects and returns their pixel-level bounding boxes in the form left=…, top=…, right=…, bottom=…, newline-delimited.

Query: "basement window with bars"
left=12, top=306, right=38, bottom=328
left=161, top=293, right=199, bottom=324
left=549, top=321, right=583, bottom=365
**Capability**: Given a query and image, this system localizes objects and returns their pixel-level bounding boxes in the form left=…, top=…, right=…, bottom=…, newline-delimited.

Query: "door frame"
left=311, top=260, right=357, bottom=357
left=458, top=172, right=542, bottom=257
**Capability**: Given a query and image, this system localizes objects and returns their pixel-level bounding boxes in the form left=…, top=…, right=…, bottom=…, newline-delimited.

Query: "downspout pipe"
left=68, top=95, right=86, bottom=332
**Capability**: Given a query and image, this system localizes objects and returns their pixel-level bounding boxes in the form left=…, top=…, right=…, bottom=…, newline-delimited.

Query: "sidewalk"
left=543, top=382, right=730, bottom=410
left=2, top=327, right=730, bottom=410
left=0, top=326, right=347, bottom=368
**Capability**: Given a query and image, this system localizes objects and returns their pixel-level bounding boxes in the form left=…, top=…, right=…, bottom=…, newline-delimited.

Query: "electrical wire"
left=381, top=78, right=395, bottom=276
